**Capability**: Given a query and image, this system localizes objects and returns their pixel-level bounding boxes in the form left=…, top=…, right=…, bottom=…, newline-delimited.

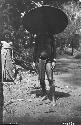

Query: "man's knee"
left=40, top=79, right=46, bottom=89
left=48, top=79, right=54, bottom=86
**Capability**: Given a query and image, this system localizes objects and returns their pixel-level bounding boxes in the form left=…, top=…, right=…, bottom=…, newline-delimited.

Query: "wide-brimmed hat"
left=23, top=5, right=68, bottom=34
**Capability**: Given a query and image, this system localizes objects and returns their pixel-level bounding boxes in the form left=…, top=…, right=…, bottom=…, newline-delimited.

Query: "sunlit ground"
left=3, top=55, right=81, bottom=125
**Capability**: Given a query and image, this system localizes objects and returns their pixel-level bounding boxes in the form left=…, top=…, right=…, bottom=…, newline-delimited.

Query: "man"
left=33, top=33, right=56, bottom=103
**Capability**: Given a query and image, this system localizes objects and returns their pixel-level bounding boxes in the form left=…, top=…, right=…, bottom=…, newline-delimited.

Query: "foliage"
left=56, top=1, right=81, bottom=38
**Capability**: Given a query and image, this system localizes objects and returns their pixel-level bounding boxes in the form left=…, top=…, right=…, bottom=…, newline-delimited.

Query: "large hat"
left=23, top=5, right=68, bottom=34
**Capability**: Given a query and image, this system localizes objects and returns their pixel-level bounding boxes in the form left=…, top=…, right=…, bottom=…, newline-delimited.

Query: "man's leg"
left=46, top=62, right=55, bottom=103
left=35, top=59, right=46, bottom=96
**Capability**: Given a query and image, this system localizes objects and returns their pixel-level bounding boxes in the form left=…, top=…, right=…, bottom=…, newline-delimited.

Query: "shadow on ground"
left=30, top=89, right=70, bottom=100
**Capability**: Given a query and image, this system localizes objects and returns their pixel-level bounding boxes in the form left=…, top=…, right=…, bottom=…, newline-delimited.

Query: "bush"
left=74, top=53, right=81, bottom=59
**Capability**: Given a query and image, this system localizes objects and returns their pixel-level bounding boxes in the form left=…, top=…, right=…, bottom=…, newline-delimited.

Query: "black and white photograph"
left=1, top=0, right=81, bottom=125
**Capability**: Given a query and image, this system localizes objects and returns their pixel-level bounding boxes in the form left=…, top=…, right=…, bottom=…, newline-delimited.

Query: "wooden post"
left=1, top=41, right=14, bottom=82
left=0, top=42, right=3, bottom=124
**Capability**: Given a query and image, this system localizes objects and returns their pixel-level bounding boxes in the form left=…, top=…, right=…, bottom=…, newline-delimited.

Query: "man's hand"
left=53, top=58, right=56, bottom=63
left=52, top=62, right=56, bottom=69
left=32, top=62, right=36, bottom=69
left=52, top=58, right=56, bottom=69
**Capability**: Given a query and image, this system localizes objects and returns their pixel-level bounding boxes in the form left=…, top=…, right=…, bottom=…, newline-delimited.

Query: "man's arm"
left=51, top=39, right=56, bottom=69
left=33, top=40, right=38, bottom=63
left=51, top=38, right=56, bottom=61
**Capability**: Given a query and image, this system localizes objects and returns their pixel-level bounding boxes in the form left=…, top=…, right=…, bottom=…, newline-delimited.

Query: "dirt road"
left=3, top=55, right=81, bottom=125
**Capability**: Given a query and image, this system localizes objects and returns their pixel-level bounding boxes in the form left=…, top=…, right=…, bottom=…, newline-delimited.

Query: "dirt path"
left=3, top=55, right=81, bottom=125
